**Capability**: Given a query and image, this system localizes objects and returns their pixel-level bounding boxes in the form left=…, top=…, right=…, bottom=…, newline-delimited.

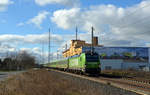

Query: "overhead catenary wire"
left=47, top=2, right=150, bottom=61
left=120, top=2, right=150, bottom=23
left=118, top=2, right=150, bottom=29
left=119, top=15, right=150, bottom=29
left=101, top=2, right=150, bottom=40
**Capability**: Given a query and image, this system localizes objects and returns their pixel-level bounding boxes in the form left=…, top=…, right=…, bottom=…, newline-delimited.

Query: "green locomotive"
left=46, top=52, right=101, bottom=74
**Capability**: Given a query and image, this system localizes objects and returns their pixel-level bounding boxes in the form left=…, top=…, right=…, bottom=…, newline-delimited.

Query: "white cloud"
left=35, top=0, right=79, bottom=7
left=0, top=35, right=24, bottom=44
left=1, top=19, right=6, bottom=23
left=0, top=44, right=16, bottom=53
left=0, top=0, right=13, bottom=12
left=17, top=22, right=24, bottom=27
left=51, top=5, right=125, bottom=31
left=32, top=47, right=41, bottom=54
left=0, top=33, right=63, bottom=45
left=27, top=11, right=49, bottom=29
left=51, top=0, right=150, bottom=47
left=0, top=45, right=43, bottom=63
left=0, top=33, right=64, bottom=63
left=52, top=8, right=82, bottom=29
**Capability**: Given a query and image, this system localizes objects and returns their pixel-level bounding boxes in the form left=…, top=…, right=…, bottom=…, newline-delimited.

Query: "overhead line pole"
left=48, top=28, right=50, bottom=63
left=91, top=27, right=94, bottom=54
left=42, top=41, right=44, bottom=64
left=66, top=44, right=67, bottom=50
left=57, top=50, right=58, bottom=59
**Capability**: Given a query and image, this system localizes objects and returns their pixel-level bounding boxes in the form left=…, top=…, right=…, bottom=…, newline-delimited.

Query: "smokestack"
left=65, top=44, right=67, bottom=50
left=93, top=37, right=98, bottom=46
left=76, top=27, right=78, bottom=40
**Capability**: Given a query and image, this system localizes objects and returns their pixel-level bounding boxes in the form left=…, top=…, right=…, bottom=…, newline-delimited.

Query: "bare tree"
left=17, top=51, right=36, bottom=70
left=0, top=51, right=36, bottom=71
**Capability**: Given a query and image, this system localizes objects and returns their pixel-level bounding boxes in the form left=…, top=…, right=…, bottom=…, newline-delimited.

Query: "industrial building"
left=62, top=37, right=150, bottom=71
left=63, top=36, right=103, bottom=57
left=83, top=46, right=150, bottom=71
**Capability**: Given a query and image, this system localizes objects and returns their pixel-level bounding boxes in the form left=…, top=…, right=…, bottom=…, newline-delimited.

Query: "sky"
left=0, top=0, right=150, bottom=62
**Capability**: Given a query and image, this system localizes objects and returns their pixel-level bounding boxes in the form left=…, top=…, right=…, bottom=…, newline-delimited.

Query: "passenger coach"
left=46, top=52, right=101, bottom=74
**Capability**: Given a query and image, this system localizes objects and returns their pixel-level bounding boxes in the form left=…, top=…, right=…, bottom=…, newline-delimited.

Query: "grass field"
left=0, top=69, right=101, bottom=95
left=0, top=69, right=141, bottom=95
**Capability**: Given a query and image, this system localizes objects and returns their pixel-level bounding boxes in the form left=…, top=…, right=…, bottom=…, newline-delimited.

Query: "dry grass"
left=0, top=69, right=140, bottom=95
left=0, top=69, right=101, bottom=95
left=102, top=70, right=150, bottom=81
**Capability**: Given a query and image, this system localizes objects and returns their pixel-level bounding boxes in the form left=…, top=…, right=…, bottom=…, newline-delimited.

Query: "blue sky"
left=0, top=0, right=142, bottom=35
left=81, top=0, right=142, bottom=7
left=1, top=0, right=150, bottom=60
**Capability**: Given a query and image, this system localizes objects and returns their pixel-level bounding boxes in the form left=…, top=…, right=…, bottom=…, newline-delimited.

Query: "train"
left=46, top=52, right=101, bottom=74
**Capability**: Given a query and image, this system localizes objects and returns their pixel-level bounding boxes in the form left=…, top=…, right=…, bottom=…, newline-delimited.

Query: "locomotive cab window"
left=86, top=53, right=99, bottom=62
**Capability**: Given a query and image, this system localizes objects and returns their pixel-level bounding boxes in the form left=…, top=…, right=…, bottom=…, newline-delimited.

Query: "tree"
left=0, top=51, right=36, bottom=71
left=110, top=52, right=120, bottom=59
left=100, top=53, right=107, bottom=58
left=123, top=52, right=133, bottom=59
left=2, top=57, right=12, bottom=70
left=17, top=51, right=36, bottom=70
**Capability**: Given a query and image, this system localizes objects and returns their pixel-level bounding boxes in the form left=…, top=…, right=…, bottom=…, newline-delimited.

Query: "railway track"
left=122, top=78, right=150, bottom=85
left=47, top=69, right=150, bottom=95
left=97, top=77, right=150, bottom=94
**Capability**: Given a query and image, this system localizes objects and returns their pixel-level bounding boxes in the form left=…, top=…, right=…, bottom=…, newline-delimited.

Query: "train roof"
left=50, top=58, right=68, bottom=63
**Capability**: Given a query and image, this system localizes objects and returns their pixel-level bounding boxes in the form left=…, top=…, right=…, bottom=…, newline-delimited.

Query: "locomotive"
left=46, top=52, right=101, bottom=74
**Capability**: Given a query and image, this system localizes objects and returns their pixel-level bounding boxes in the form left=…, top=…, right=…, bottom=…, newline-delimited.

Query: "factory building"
left=63, top=36, right=103, bottom=57
left=83, top=46, right=150, bottom=71
left=62, top=37, right=150, bottom=71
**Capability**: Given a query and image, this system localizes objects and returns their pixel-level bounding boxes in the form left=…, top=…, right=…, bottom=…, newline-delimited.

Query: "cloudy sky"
left=0, top=0, right=150, bottom=61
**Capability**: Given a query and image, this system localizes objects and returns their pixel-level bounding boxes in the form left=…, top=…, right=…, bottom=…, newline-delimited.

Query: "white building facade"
left=82, top=46, right=150, bottom=71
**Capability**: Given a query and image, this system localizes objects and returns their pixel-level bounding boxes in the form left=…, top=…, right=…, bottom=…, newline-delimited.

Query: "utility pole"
left=57, top=50, right=58, bottom=59
left=91, top=26, right=94, bottom=54
left=76, top=26, right=78, bottom=40
left=48, top=28, right=50, bottom=63
left=42, top=41, right=44, bottom=64
left=40, top=42, right=42, bottom=64
left=66, top=44, right=67, bottom=50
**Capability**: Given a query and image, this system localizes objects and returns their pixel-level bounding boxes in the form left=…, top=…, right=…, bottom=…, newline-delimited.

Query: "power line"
left=50, top=46, right=64, bottom=47
left=111, top=8, right=150, bottom=33
left=51, top=40, right=67, bottom=42
left=121, top=2, right=150, bottom=22
left=119, top=15, right=150, bottom=29
left=114, top=2, right=150, bottom=30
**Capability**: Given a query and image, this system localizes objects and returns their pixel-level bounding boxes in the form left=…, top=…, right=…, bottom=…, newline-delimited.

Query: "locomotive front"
left=85, top=52, right=101, bottom=74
